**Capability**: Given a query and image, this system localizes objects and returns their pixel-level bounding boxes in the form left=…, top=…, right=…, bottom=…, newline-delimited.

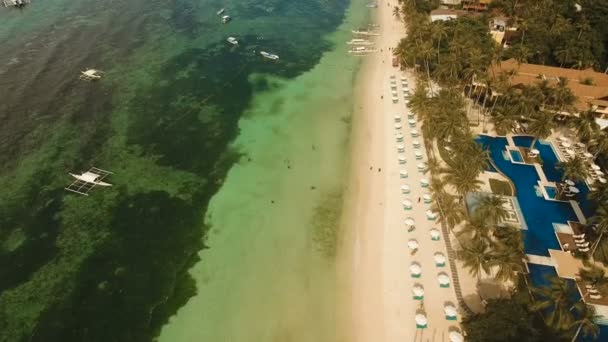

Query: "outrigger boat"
left=222, top=15, right=231, bottom=23
left=351, top=29, right=380, bottom=36
left=227, top=37, right=238, bottom=45
left=260, top=51, right=279, bottom=60
left=348, top=46, right=377, bottom=54
left=216, top=8, right=225, bottom=15
left=3, top=0, right=29, bottom=7
left=347, top=38, right=374, bottom=46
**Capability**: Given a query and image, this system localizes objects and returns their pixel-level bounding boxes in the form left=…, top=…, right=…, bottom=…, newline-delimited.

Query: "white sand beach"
left=342, top=2, right=462, bottom=341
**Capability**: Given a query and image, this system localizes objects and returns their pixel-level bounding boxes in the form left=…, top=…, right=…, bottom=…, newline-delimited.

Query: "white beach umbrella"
left=408, top=112, right=415, bottom=118
left=565, top=180, right=575, bottom=186
left=398, top=156, right=407, bottom=164
left=426, top=210, right=438, bottom=220
left=434, top=252, right=446, bottom=265
left=405, top=217, right=415, bottom=226
left=592, top=164, right=601, bottom=171
left=396, top=133, right=404, bottom=142
left=410, top=129, right=419, bottom=136
left=569, top=186, right=580, bottom=194
left=420, top=178, right=429, bottom=187
left=394, top=115, right=402, bottom=122
left=397, top=144, right=405, bottom=152
left=401, top=184, right=411, bottom=193
left=599, top=177, right=607, bottom=184
left=584, top=152, right=593, bottom=159
left=415, top=151, right=423, bottom=159
left=444, top=304, right=457, bottom=317
left=438, top=273, right=450, bottom=286
left=408, top=118, right=416, bottom=125
left=566, top=149, right=575, bottom=155
left=430, top=229, right=440, bottom=240
left=402, top=199, right=413, bottom=209
left=409, top=262, right=422, bottom=275
left=412, top=140, right=421, bottom=147
left=449, top=331, right=464, bottom=342
left=400, top=170, right=408, bottom=178
left=412, top=285, right=424, bottom=297
left=417, top=163, right=427, bottom=171
left=394, top=123, right=402, bottom=130
left=391, top=91, right=398, bottom=96
left=423, top=193, right=432, bottom=203
left=561, top=142, right=572, bottom=148
left=408, top=239, right=419, bottom=250
left=415, top=313, right=428, bottom=326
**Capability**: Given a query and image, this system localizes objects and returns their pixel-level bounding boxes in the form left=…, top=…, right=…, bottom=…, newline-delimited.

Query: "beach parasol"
left=434, top=252, right=446, bottom=266
left=410, top=263, right=422, bottom=277
left=400, top=170, right=408, bottom=178
left=412, top=140, right=421, bottom=147
left=558, top=136, right=570, bottom=142
left=396, top=133, right=404, bottom=142
left=430, top=229, right=440, bottom=241
left=405, top=217, right=415, bottom=226
left=426, top=210, right=438, bottom=220
left=449, top=331, right=464, bottom=342
left=599, top=177, right=607, bottom=184
left=561, top=142, right=572, bottom=148
left=394, top=115, right=401, bottom=122
left=576, top=142, right=586, bottom=148
left=412, top=284, right=424, bottom=299
left=415, top=151, right=423, bottom=159
left=565, top=149, right=575, bottom=155
left=408, top=112, right=415, bottom=118
left=408, top=239, right=419, bottom=250
left=591, top=164, right=601, bottom=171
left=415, top=313, right=428, bottom=328
left=402, top=199, right=413, bottom=210
left=444, top=304, right=457, bottom=318
left=394, top=123, right=402, bottom=130
left=397, top=144, right=405, bottom=152
left=423, top=193, right=432, bottom=203
left=569, top=186, right=580, bottom=194
left=417, top=163, right=427, bottom=171
left=420, top=178, right=429, bottom=187
left=408, top=118, right=416, bottom=125
left=401, top=184, right=411, bottom=193
left=565, top=180, right=575, bottom=186
left=410, top=129, right=419, bottom=137
left=398, top=155, right=407, bottom=164
left=438, top=273, right=450, bottom=287
left=584, top=152, right=593, bottom=159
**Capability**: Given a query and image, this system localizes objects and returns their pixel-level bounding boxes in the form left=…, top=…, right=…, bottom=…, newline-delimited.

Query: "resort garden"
left=395, top=0, right=608, bottom=340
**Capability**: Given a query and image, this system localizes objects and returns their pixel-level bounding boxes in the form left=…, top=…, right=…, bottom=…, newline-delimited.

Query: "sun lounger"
left=586, top=284, right=594, bottom=289
left=590, top=294, right=602, bottom=300
left=576, top=242, right=590, bottom=248
left=579, top=247, right=590, bottom=252
left=573, top=233, right=585, bottom=239
left=589, top=288, right=600, bottom=294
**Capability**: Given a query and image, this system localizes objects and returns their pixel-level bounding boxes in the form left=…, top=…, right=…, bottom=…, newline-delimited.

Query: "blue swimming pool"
left=544, top=186, right=557, bottom=199
left=509, top=149, right=524, bottom=163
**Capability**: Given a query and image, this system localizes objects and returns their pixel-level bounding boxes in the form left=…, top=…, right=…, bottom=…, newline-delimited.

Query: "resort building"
left=430, top=9, right=459, bottom=22
left=487, top=59, right=608, bottom=127
left=440, top=0, right=462, bottom=6
left=462, top=0, right=492, bottom=11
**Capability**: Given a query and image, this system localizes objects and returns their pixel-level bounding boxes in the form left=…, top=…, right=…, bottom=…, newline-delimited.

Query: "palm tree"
left=392, top=6, right=400, bottom=20
left=590, top=132, right=608, bottom=160
left=474, top=194, right=508, bottom=225
left=557, top=156, right=588, bottom=183
left=527, top=110, right=555, bottom=150
left=489, top=246, right=526, bottom=283
left=457, top=216, right=492, bottom=241
left=588, top=182, right=608, bottom=204
left=590, top=205, right=608, bottom=256
left=569, top=302, right=600, bottom=342
left=431, top=184, right=465, bottom=229
left=442, top=162, right=483, bottom=198
left=569, top=110, right=600, bottom=143
left=532, top=276, right=577, bottom=331
left=458, top=235, right=492, bottom=282
left=430, top=21, right=448, bottom=64
left=577, top=262, right=608, bottom=298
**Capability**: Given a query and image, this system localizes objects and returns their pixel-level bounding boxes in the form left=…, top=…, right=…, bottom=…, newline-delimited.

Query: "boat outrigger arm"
left=65, top=167, right=113, bottom=196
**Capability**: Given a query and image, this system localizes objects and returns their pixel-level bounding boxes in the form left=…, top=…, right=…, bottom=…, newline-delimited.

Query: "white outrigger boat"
left=222, top=15, right=231, bottom=23
left=79, top=69, right=103, bottom=81
left=351, top=29, right=380, bottom=36
left=3, top=0, right=29, bottom=7
left=347, top=38, right=374, bottom=46
left=65, top=167, right=113, bottom=196
left=348, top=46, right=377, bottom=55
left=227, top=37, right=238, bottom=45
left=260, top=51, right=279, bottom=60
left=216, top=8, right=225, bottom=15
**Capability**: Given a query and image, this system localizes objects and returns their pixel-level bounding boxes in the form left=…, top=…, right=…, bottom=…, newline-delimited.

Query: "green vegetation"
left=312, top=191, right=344, bottom=259
left=489, top=178, right=513, bottom=196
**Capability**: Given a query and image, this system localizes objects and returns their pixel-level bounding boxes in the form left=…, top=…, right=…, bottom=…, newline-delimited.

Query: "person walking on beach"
left=418, top=197, right=421, bottom=203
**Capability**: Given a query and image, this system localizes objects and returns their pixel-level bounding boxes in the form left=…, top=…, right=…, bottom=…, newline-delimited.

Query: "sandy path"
left=342, top=2, right=462, bottom=341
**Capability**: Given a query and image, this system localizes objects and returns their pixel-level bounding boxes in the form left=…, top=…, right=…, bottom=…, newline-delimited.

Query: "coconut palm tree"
left=590, top=205, right=608, bottom=256
left=588, top=182, right=608, bottom=204
left=442, top=162, right=484, bottom=198
left=569, top=110, right=600, bottom=143
left=527, top=110, right=555, bottom=150
left=392, top=6, right=400, bottom=20
left=457, top=216, right=492, bottom=241
left=458, top=235, right=492, bottom=282
left=489, top=246, right=526, bottom=283
left=431, top=186, right=465, bottom=229
left=557, top=156, right=588, bottom=183
left=590, top=132, right=608, bottom=160
left=532, top=275, right=578, bottom=332
left=577, top=262, right=608, bottom=298
left=474, top=194, right=508, bottom=225
left=569, top=302, right=600, bottom=342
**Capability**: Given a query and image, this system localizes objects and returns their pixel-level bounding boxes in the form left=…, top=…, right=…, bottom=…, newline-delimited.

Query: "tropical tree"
left=458, top=235, right=492, bottom=282
left=577, top=262, right=608, bottom=298
left=431, top=181, right=465, bottom=229
left=589, top=132, right=608, bottom=159
left=590, top=205, right=608, bottom=257
left=474, top=194, right=508, bottom=225
left=490, top=246, right=526, bottom=283
left=527, top=110, right=555, bottom=150
left=588, top=181, right=608, bottom=204
left=458, top=216, right=492, bottom=241
left=569, top=110, right=600, bottom=143
left=442, top=162, right=483, bottom=197
left=569, top=302, right=600, bottom=342
left=531, top=276, right=578, bottom=332
left=557, top=156, right=588, bottom=183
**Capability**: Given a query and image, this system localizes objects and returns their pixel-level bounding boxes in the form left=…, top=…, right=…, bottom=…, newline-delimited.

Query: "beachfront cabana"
left=438, top=272, right=450, bottom=287
left=410, top=262, right=422, bottom=278
left=449, top=331, right=464, bottom=342
left=402, top=199, right=413, bottom=210
left=423, top=193, right=432, bottom=203
left=401, top=184, right=411, bottom=194
left=398, top=155, right=407, bottom=164
left=397, top=144, right=405, bottom=152
left=400, top=170, right=408, bottom=178
left=420, top=178, right=429, bottom=187
left=444, top=304, right=457, bottom=320
left=415, top=151, right=423, bottom=160
left=396, top=133, right=404, bottom=142
left=426, top=210, right=438, bottom=221
left=430, top=229, right=440, bottom=241
left=408, top=239, right=419, bottom=250
left=415, top=313, right=428, bottom=328
left=434, top=252, right=446, bottom=267
left=412, top=284, right=424, bottom=300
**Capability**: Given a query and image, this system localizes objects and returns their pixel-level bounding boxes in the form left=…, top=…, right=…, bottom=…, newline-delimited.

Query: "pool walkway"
left=526, top=254, right=555, bottom=267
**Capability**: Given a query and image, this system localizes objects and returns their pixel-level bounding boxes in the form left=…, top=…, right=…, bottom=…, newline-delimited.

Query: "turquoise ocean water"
left=0, top=0, right=367, bottom=340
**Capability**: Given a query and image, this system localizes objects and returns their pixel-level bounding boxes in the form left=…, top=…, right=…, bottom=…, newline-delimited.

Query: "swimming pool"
left=509, top=149, right=524, bottom=163
left=544, top=186, right=557, bottom=200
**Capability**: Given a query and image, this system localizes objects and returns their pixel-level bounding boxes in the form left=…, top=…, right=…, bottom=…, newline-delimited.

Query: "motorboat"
left=260, top=51, right=279, bottom=60
left=216, top=8, right=225, bottom=15
left=348, top=47, right=377, bottom=54
left=227, top=37, right=238, bottom=45
left=222, top=15, right=231, bottom=23
left=351, top=29, right=380, bottom=36
left=347, top=39, right=374, bottom=46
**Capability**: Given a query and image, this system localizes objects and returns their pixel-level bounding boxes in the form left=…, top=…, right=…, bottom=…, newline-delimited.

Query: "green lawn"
left=489, top=178, right=513, bottom=196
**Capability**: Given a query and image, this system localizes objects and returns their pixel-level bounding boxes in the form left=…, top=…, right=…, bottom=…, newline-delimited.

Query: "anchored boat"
left=227, top=37, right=238, bottom=45
left=260, top=51, right=279, bottom=60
